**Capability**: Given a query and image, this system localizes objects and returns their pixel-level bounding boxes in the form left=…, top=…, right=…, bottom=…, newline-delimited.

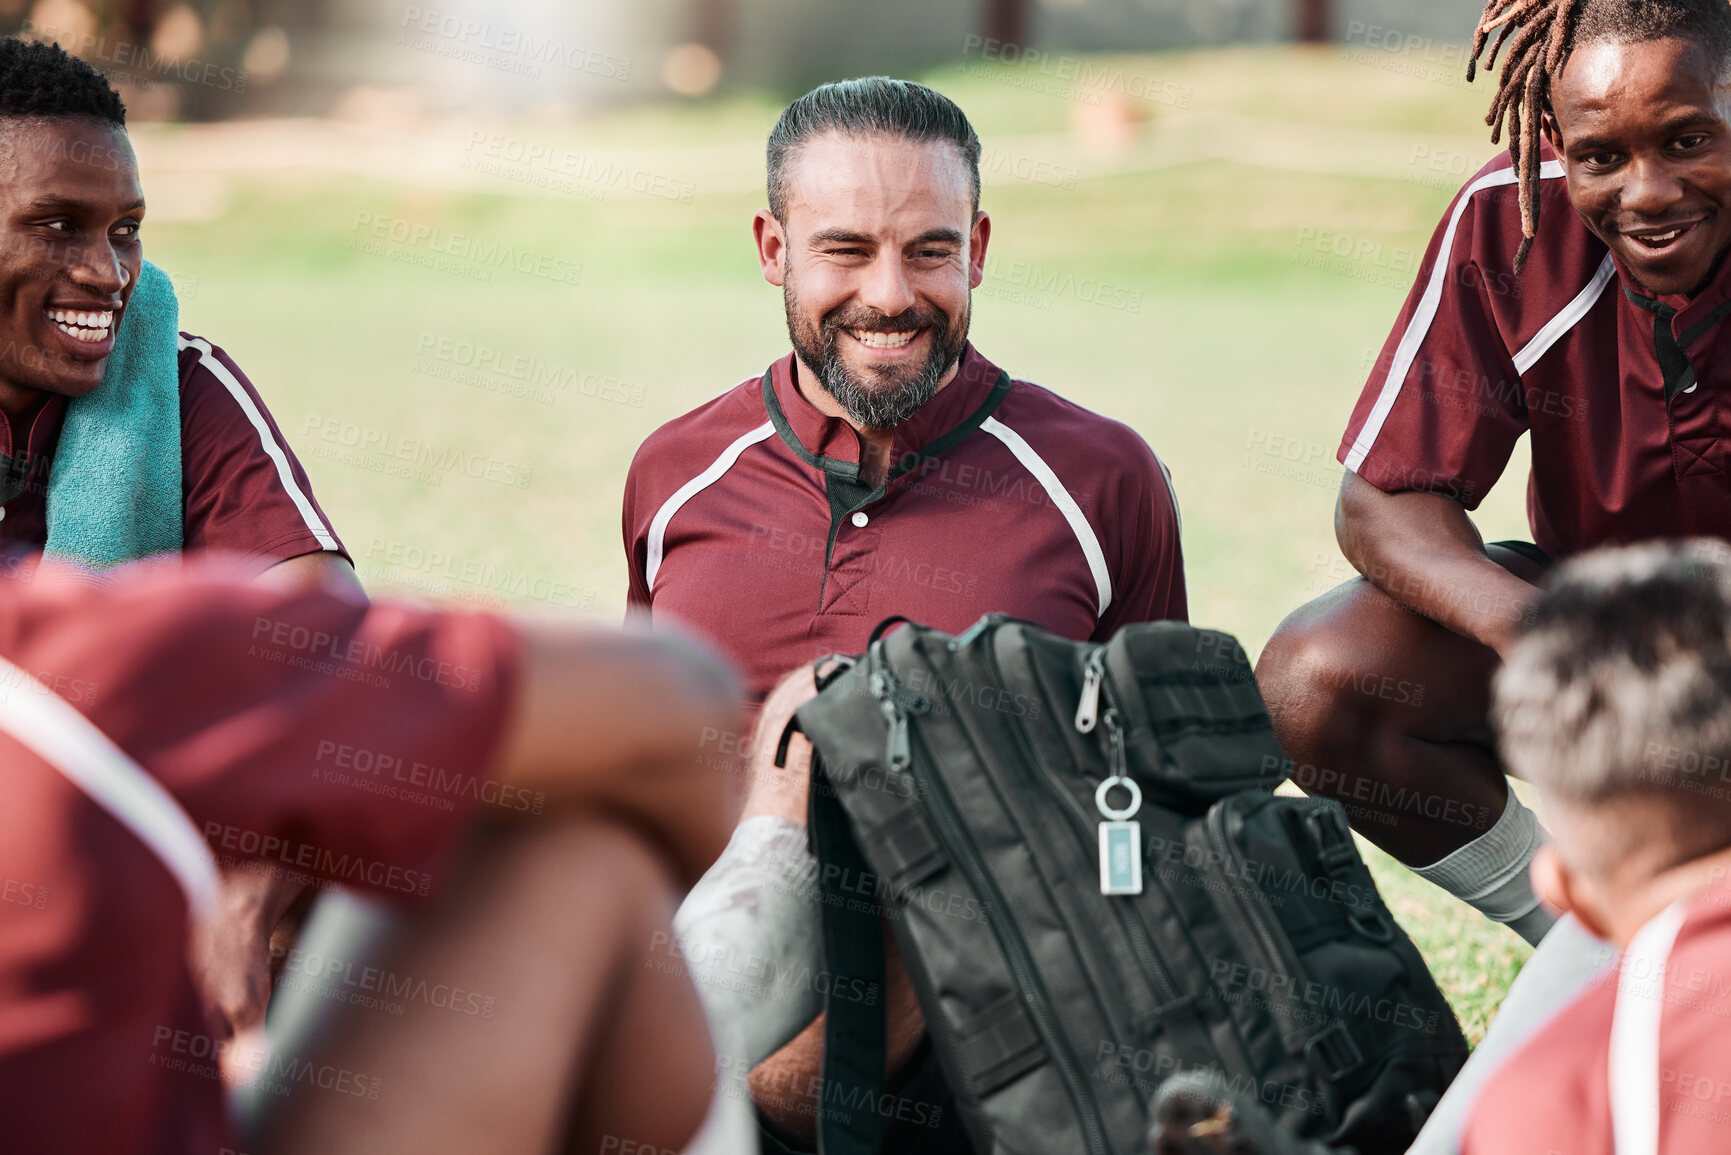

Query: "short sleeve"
left=1338, top=176, right=1529, bottom=511
left=622, top=450, right=653, bottom=614
left=1093, top=439, right=1188, bottom=636
left=14, top=566, right=521, bottom=903
left=177, top=335, right=349, bottom=568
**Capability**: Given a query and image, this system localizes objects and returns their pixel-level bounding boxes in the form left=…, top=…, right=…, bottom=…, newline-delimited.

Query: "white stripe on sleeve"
left=179, top=335, right=340, bottom=552
left=0, top=655, right=219, bottom=922
left=644, top=423, right=776, bottom=592
left=981, top=415, right=1113, bottom=618
left=1343, top=161, right=1563, bottom=473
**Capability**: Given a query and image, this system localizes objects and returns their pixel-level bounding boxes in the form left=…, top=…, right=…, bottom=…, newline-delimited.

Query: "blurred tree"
left=118, top=0, right=155, bottom=42
left=987, top=0, right=1027, bottom=46
left=693, top=0, right=736, bottom=59
left=1297, top=0, right=1331, bottom=42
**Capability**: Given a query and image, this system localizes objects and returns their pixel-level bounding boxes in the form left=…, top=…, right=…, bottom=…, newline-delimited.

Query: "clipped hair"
left=1495, top=540, right=1731, bottom=860
left=766, top=77, right=980, bottom=221
left=0, top=35, right=125, bottom=126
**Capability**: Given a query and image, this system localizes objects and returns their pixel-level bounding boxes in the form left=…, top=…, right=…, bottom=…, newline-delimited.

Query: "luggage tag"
left=1096, top=775, right=1143, bottom=896
left=1094, top=709, right=1143, bottom=895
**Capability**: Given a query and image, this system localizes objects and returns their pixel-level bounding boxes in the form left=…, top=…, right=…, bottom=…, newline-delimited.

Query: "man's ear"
left=1533, top=843, right=1613, bottom=940
left=754, top=209, right=787, bottom=288
left=1531, top=843, right=1571, bottom=915
left=1540, top=110, right=1565, bottom=166
left=968, top=210, right=992, bottom=289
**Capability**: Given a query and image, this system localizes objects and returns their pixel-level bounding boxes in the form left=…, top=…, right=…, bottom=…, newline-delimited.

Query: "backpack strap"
left=0, top=654, right=219, bottom=922
left=810, top=749, right=889, bottom=1155
left=1608, top=900, right=1688, bottom=1155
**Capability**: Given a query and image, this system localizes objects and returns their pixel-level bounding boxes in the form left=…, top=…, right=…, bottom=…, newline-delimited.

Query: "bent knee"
left=1256, top=600, right=1373, bottom=732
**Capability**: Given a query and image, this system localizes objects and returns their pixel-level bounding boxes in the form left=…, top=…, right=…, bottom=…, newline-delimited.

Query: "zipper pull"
left=882, top=698, right=911, bottom=771
left=1074, top=648, right=1106, bottom=732
left=1101, top=709, right=1128, bottom=777
left=949, top=612, right=1005, bottom=651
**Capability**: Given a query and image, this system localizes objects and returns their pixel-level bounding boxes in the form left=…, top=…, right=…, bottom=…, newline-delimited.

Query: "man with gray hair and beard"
left=621, top=77, right=1185, bottom=1153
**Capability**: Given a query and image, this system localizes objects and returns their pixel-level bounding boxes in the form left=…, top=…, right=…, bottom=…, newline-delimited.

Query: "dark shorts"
left=1487, top=539, right=1553, bottom=571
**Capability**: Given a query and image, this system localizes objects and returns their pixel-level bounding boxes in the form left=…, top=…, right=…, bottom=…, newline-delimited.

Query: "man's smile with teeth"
left=1627, top=221, right=1700, bottom=251
left=47, top=307, right=115, bottom=343
left=848, top=328, right=918, bottom=349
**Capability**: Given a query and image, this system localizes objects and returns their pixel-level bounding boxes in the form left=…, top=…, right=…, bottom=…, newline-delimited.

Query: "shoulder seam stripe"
left=1511, top=251, right=1617, bottom=374
left=0, top=654, right=219, bottom=922
left=179, top=336, right=340, bottom=552
left=980, top=415, right=1113, bottom=618
left=644, top=422, right=776, bottom=592
left=1153, top=452, right=1182, bottom=536
left=1343, top=160, right=1563, bottom=474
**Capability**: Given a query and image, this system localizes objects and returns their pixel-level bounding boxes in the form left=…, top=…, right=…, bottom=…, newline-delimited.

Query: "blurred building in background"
left=2, top=0, right=1489, bottom=119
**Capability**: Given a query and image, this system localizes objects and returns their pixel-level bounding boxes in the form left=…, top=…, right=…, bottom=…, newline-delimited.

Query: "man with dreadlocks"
left=1257, top=0, right=1731, bottom=953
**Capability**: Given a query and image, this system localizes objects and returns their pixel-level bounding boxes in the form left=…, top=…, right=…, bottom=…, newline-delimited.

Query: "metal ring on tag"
left=1095, top=776, right=1142, bottom=821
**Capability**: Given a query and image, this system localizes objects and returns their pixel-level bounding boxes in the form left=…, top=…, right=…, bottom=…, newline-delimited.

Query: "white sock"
left=680, top=1078, right=761, bottom=1155
left=672, top=815, right=824, bottom=1068
left=1410, top=792, right=1556, bottom=945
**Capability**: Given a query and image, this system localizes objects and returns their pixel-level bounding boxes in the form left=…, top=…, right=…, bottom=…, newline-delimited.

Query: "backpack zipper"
left=905, top=725, right=1112, bottom=1155
left=874, top=636, right=1111, bottom=1155
left=985, top=640, right=1183, bottom=1010
left=868, top=640, right=928, bottom=772
left=1202, top=801, right=1316, bottom=1055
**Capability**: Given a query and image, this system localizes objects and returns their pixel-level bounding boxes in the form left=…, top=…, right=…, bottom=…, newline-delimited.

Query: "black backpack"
left=788, top=614, right=1468, bottom=1155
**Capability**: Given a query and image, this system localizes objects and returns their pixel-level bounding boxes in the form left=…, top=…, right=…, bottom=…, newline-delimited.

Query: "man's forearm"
left=1357, top=549, right=1535, bottom=653
left=1337, top=473, right=1538, bottom=655
left=674, top=815, right=824, bottom=1066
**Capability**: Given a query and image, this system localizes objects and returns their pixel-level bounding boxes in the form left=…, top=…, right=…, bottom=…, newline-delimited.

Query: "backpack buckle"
left=1304, top=1023, right=1364, bottom=1082
left=1303, top=806, right=1358, bottom=876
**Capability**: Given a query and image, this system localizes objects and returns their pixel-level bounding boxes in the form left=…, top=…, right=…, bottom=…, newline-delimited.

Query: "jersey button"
left=850, top=512, right=869, bottom=528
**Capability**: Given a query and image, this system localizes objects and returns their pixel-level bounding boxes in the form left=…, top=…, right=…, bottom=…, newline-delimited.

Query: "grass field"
left=139, top=44, right=1535, bottom=1040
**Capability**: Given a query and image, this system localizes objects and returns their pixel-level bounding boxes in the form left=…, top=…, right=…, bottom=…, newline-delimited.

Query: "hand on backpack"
left=740, top=664, right=820, bottom=824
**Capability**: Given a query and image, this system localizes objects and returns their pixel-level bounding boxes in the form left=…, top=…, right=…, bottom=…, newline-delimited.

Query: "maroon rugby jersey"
left=1341, top=143, right=1731, bottom=559
left=624, top=344, right=1186, bottom=700
left=0, top=333, right=345, bottom=566
left=1462, top=886, right=1731, bottom=1155
left=0, top=562, right=520, bottom=1155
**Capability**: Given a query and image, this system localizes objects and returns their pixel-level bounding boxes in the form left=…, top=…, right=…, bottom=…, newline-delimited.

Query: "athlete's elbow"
left=1336, top=471, right=1397, bottom=570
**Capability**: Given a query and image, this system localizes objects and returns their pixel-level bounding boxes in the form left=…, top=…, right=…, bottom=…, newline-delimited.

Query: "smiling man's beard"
left=784, top=275, right=971, bottom=430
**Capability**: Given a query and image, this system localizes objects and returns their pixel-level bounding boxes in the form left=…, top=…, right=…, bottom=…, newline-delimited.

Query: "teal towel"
left=43, top=260, right=183, bottom=570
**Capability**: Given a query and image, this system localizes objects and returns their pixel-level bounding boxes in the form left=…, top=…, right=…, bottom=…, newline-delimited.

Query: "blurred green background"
left=139, top=44, right=1534, bottom=1038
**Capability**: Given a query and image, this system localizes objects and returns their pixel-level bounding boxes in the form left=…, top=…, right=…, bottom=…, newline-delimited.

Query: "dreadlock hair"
left=0, top=36, right=125, bottom=128
left=1467, top=0, right=1731, bottom=273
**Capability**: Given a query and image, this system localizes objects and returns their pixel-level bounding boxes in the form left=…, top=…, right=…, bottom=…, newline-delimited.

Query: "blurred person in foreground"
left=0, top=35, right=364, bottom=1037
left=1147, top=541, right=1731, bottom=1154
left=1257, top=0, right=1731, bottom=950
left=1457, top=539, right=1731, bottom=1152
left=621, top=77, right=1186, bottom=1152
left=0, top=555, right=750, bottom=1154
